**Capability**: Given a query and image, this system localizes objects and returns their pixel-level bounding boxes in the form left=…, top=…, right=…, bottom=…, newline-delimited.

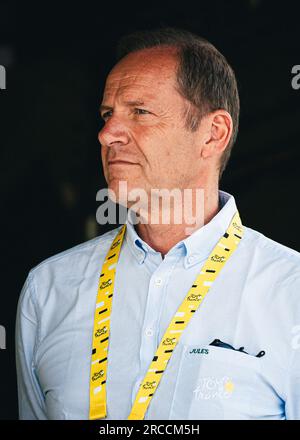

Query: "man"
left=16, top=27, right=300, bottom=420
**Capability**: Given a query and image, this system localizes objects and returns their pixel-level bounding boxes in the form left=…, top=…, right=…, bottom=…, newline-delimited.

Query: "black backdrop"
left=0, top=0, right=299, bottom=419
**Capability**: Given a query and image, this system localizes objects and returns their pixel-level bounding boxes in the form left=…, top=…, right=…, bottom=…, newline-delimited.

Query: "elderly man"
left=16, top=27, right=300, bottom=420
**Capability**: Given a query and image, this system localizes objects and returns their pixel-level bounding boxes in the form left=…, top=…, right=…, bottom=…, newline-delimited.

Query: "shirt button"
left=154, top=277, right=163, bottom=286
left=145, top=327, right=154, bottom=337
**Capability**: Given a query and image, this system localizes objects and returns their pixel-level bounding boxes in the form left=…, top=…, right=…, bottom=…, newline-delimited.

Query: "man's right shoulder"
left=27, top=225, right=123, bottom=285
left=17, top=226, right=124, bottom=321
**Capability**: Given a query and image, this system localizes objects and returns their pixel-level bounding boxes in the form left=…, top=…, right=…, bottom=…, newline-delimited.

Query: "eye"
left=101, top=110, right=112, bottom=120
left=101, top=108, right=151, bottom=121
left=134, top=108, right=150, bottom=115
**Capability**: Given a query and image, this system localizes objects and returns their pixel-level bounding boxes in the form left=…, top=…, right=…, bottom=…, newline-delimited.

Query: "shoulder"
left=240, top=226, right=300, bottom=300
left=33, top=226, right=121, bottom=268
left=241, top=225, right=300, bottom=275
left=16, top=226, right=124, bottom=334
left=24, top=226, right=122, bottom=299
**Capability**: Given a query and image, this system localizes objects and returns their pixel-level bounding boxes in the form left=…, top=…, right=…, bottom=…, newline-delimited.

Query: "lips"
left=108, top=160, right=137, bottom=165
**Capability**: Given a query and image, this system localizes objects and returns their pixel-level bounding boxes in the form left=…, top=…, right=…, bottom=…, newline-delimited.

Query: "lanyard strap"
left=89, top=211, right=243, bottom=420
left=89, top=225, right=126, bottom=420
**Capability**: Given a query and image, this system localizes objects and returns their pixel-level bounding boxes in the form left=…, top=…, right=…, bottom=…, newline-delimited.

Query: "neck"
left=133, top=186, right=220, bottom=258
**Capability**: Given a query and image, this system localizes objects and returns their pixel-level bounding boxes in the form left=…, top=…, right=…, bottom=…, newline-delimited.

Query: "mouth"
left=108, top=160, right=137, bottom=166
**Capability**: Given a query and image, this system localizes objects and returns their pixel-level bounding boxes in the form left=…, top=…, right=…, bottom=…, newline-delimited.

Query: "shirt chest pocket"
left=169, top=344, right=265, bottom=420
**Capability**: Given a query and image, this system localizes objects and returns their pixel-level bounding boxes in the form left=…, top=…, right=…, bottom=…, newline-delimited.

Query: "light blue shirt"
left=15, top=190, right=300, bottom=420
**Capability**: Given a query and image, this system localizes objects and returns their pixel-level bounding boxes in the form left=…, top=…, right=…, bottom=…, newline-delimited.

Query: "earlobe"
left=201, top=137, right=214, bottom=159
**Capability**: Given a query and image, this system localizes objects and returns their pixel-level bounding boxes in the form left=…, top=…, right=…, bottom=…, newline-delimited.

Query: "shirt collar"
left=125, top=207, right=157, bottom=265
left=125, top=190, right=238, bottom=267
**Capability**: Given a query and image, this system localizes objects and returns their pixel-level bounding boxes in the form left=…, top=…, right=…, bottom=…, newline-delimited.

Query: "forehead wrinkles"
left=103, top=76, right=177, bottom=106
left=104, top=73, right=151, bottom=100
left=103, top=57, right=177, bottom=102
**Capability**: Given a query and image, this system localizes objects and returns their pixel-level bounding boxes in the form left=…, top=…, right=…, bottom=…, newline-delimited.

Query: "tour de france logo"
left=187, top=293, right=202, bottom=301
left=142, top=381, right=157, bottom=390
left=111, top=239, right=121, bottom=250
left=193, top=376, right=235, bottom=401
left=211, top=254, right=226, bottom=263
left=232, top=221, right=242, bottom=233
left=100, top=279, right=112, bottom=290
left=92, top=370, right=105, bottom=381
left=162, top=337, right=177, bottom=346
left=95, top=326, right=108, bottom=338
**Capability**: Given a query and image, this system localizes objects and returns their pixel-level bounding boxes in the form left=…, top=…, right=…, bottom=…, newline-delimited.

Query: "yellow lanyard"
left=89, top=210, right=243, bottom=420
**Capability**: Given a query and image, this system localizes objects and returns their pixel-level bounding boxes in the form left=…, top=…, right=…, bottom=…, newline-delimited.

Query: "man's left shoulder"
left=241, top=225, right=300, bottom=280
left=239, top=225, right=300, bottom=330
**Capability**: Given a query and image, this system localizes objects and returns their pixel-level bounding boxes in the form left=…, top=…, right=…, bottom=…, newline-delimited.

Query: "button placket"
left=145, top=327, right=154, bottom=337
left=139, top=272, right=166, bottom=372
left=154, top=277, right=163, bottom=287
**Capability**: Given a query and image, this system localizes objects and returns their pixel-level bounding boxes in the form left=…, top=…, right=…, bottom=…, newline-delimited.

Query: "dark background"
left=0, top=0, right=299, bottom=419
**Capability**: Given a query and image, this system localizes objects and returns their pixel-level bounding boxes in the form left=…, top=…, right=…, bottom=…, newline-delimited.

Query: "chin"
left=107, top=181, right=129, bottom=207
left=107, top=178, right=147, bottom=208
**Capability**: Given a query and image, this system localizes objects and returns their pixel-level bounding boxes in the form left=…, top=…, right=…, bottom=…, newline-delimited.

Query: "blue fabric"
left=15, top=190, right=300, bottom=419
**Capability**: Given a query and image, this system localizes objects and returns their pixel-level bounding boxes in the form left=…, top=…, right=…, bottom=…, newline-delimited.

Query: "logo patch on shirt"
left=189, top=348, right=209, bottom=354
left=193, top=376, right=234, bottom=400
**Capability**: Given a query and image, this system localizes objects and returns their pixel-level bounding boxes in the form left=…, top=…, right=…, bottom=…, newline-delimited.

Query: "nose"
left=98, top=114, right=130, bottom=148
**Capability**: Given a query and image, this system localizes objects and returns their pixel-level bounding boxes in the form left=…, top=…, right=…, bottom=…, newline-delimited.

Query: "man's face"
left=98, top=47, right=204, bottom=206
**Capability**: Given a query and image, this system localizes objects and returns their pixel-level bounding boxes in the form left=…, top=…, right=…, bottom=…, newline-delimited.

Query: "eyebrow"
left=99, top=100, right=146, bottom=113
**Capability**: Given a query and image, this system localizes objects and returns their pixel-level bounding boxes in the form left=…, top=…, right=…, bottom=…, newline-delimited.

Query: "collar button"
left=187, top=255, right=196, bottom=264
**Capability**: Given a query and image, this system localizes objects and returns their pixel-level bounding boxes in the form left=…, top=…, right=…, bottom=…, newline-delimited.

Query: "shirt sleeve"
left=284, top=273, right=300, bottom=420
left=285, top=336, right=300, bottom=419
left=15, top=271, right=48, bottom=420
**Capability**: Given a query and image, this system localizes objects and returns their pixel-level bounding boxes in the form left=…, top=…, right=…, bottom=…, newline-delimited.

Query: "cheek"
left=135, top=125, right=171, bottom=157
left=133, top=125, right=191, bottom=174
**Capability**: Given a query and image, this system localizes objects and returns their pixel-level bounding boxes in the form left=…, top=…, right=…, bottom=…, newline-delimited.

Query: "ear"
left=200, top=110, right=233, bottom=159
